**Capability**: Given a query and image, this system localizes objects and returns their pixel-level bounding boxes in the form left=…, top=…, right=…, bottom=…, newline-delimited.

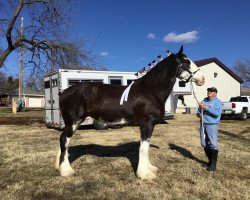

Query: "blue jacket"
left=197, top=97, right=223, bottom=124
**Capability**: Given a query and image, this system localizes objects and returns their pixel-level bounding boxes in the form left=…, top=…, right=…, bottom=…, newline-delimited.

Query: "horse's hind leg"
left=55, top=119, right=82, bottom=177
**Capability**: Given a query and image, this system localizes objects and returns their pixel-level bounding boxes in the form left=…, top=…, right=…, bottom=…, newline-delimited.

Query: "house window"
left=214, top=72, right=218, bottom=78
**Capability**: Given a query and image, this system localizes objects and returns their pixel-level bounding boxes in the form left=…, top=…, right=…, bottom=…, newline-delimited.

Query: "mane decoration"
left=135, top=50, right=172, bottom=78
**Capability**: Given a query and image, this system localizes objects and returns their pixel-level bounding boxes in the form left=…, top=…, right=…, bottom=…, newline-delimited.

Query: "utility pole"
left=19, top=16, right=24, bottom=98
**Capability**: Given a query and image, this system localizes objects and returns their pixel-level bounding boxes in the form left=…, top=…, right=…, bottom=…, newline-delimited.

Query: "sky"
left=2, top=0, right=250, bottom=75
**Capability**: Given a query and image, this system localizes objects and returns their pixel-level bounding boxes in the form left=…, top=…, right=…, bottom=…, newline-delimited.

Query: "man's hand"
left=199, top=104, right=207, bottom=110
left=197, top=113, right=202, bottom=118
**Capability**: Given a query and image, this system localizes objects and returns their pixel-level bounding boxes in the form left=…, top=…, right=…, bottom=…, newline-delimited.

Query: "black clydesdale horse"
left=55, top=46, right=205, bottom=180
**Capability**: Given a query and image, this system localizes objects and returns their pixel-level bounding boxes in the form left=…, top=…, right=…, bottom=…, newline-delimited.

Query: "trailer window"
left=109, top=77, right=122, bottom=85
left=83, top=79, right=103, bottom=83
left=44, top=81, right=50, bottom=89
left=68, top=79, right=103, bottom=87
left=52, top=79, right=58, bottom=87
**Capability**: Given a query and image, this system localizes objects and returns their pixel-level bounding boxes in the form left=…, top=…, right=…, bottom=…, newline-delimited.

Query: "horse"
left=55, top=46, right=205, bottom=181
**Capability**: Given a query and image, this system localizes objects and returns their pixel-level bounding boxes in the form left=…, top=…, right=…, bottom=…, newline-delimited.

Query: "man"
left=197, top=87, right=223, bottom=171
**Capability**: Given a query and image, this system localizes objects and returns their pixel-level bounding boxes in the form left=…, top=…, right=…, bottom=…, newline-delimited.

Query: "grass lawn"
left=0, top=110, right=249, bottom=200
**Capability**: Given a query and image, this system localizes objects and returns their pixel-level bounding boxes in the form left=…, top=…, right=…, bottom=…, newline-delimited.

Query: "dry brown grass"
left=0, top=110, right=249, bottom=200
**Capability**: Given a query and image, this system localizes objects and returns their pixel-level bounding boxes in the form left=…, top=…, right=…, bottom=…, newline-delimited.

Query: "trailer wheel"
left=93, top=120, right=109, bottom=130
left=239, top=109, right=247, bottom=120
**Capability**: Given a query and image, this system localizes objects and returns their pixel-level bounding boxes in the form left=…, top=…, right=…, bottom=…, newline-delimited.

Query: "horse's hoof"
left=143, top=172, right=157, bottom=182
left=137, top=171, right=157, bottom=181
left=59, top=166, right=75, bottom=177
left=60, top=169, right=75, bottom=177
left=149, top=165, right=158, bottom=173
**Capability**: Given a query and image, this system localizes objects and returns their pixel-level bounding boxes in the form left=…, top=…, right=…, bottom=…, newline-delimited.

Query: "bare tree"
left=0, top=72, right=19, bottom=94
left=0, top=0, right=95, bottom=77
left=24, top=74, right=40, bottom=94
left=234, top=59, right=250, bottom=86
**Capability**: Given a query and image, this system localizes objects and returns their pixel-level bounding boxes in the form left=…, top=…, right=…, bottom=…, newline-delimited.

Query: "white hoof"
left=59, top=164, right=75, bottom=177
left=137, top=170, right=157, bottom=181
left=149, top=164, right=158, bottom=173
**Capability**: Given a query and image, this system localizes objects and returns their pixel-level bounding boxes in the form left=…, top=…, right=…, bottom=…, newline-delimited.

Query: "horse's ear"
left=177, top=45, right=184, bottom=55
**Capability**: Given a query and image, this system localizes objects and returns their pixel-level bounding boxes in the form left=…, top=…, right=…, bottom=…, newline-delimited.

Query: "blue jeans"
left=200, top=123, right=219, bottom=150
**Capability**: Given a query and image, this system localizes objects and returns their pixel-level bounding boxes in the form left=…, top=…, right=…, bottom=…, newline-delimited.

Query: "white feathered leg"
left=57, top=121, right=82, bottom=176
left=136, top=140, right=156, bottom=181
left=58, top=137, right=75, bottom=177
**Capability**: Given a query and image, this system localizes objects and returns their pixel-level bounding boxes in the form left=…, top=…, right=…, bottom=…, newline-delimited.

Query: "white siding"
left=184, top=62, right=241, bottom=107
left=25, top=97, right=45, bottom=108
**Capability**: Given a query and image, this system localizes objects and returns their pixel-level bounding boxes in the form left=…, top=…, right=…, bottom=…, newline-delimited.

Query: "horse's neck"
left=139, top=63, right=177, bottom=103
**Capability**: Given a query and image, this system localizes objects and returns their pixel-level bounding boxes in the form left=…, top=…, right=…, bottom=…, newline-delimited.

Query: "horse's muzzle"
left=194, top=77, right=205, bottom=86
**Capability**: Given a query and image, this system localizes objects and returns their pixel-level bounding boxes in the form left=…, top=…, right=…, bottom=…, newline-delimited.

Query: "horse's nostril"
left=202, top=77, right=205, bottom=84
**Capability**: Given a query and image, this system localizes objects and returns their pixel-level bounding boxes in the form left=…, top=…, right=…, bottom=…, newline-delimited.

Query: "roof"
left=44, top=69, right=136, bottom=78
left=0, top=93, right=44, bottom=98
left=194, top=57, right=244, bottom=83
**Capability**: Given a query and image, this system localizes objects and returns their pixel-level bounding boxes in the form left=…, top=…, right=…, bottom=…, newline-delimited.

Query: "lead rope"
left=191, top=82, right=205, bottom=136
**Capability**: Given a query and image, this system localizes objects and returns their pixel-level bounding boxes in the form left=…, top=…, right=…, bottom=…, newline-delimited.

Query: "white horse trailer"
left=44, top=69, right=191, bottom=129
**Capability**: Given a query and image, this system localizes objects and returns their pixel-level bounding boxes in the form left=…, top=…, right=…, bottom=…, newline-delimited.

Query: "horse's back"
left=59, top=82, right=126, bottom=119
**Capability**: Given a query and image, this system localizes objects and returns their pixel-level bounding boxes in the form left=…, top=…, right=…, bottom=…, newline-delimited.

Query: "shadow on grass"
left=69, top=142, right=159, bottom=173
left=168, top=143, right=206, bottom=165
left=219, top=129, right=249, bottom=141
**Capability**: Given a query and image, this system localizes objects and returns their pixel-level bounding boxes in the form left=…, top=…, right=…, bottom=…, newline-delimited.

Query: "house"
left=23, top=94, right=45, bottom=108
left=180, top=57, right=244, bottom=109
left=0, top=93, right=45, bottom=108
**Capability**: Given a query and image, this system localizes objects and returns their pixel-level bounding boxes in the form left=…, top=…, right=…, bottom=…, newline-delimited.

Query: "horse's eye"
left=183, top=63, right=190, bottom=70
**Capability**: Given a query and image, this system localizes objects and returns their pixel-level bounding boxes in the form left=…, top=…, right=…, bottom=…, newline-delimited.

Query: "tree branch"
left=6, top=0, right=24, bottom=50
left=1, top=0, right=96, bottom=76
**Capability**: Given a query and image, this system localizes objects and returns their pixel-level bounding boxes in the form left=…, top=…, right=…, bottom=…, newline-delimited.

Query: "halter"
left=176, top=58, right=200, bottom=83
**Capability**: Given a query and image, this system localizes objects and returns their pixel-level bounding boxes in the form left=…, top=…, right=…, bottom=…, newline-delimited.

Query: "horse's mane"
left=139, top=54, right=177, bottom=85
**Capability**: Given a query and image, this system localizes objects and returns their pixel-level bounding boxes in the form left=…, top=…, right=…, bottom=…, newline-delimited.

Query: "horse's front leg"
left=55, top=120, right=82, bottom=177
left=137, top=122, right=158, bottom=181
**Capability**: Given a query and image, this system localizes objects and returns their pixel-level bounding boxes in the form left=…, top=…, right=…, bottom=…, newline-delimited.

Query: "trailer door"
left=44, top=73, right=61, bottom=127
left=44, top=76, right=52, bottom=126
left=51, top=74, right=61, bottom=126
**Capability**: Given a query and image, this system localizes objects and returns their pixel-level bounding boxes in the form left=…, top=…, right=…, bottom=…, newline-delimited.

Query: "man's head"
left=207, top=87, right=218, bottom=99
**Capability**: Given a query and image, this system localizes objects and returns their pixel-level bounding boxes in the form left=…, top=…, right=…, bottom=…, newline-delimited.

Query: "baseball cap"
left=207, top=87, right=218, bottom=93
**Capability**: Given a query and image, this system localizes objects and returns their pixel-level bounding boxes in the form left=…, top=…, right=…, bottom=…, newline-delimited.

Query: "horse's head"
left=175, top=46, right=205, bottom=86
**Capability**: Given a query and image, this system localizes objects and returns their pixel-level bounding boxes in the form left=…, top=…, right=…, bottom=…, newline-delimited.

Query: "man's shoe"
left=204, top=148, right=212, bottom=167
left=207, top=149, right=218, bottom=171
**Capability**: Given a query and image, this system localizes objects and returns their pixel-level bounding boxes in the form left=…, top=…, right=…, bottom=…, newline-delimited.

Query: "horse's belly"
left=98, top=117, right=128, bottom=125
